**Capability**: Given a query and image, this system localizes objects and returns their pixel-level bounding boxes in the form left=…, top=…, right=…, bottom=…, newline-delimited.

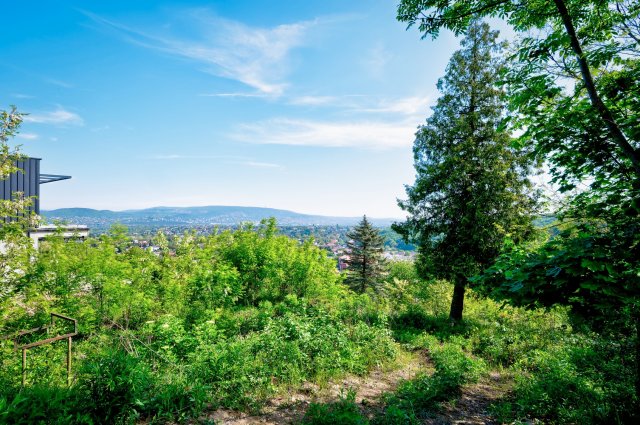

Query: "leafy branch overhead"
left=397, top=0, right=640, bottom=197
left=1, top=107, right=35, bottom=303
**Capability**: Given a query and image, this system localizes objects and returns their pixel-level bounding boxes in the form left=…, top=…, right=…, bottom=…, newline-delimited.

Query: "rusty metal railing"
left=1, top=313, right=78, bottom=386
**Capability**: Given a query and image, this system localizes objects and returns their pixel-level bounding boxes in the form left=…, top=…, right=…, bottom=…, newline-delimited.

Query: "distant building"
left=338, top=254, right=350, bottom=271
left=1, top=157, right=88, bottom=248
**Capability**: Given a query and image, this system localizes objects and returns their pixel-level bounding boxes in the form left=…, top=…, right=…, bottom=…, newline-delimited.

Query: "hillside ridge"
left=42, top=205, right=398, bottom=227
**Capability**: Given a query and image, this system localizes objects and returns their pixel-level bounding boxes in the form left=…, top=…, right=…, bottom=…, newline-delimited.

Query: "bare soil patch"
left=187, top=359, right=512, bottom=425
left=201, top=352, right=428, bottom=425
left=428, top=371, right=513, bottom=425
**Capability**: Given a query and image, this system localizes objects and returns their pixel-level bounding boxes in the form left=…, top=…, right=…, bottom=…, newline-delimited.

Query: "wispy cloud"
left=234, top=161, right=282, bottom=169
left=150, top=154, right=233, bottom=160
left=17, top=133, right=39, bottom=140
left=232, top=118, right=416, bottom=150
left=288, top=95, right=340, bottom=106
left=352, top=96, right=430, bottom=117
left=363, top=43, right=392, bottom=79
left=91, top=125, right=111, bottom=132
left=198, top=92, right=270, bottom=98
left=4, top=64, right=74, bottom=90
left=285, top=94, right=430, bottom=118
left=24, top=107, right=83, bottom=126
left=12, top=93, right=35, bottom=99
left=149, top=154, right=281, bottom=169
left=43, top=77, right=74, bottom=89
left=84, top=9, right=315, bottom=96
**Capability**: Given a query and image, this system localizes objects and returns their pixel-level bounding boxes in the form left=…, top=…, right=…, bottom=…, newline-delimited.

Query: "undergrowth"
left=0, top=227, right=637, bottom=424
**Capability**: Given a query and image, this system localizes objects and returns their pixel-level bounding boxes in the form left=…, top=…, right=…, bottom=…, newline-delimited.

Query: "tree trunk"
left=635, top=307, right=640, bottom=416
left=449, top=281, right=466, bottom=322
left=361, top=255, right=367, bottom=293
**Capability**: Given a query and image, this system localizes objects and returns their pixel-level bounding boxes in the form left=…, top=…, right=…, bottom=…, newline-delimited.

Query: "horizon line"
left=41, top=204, right=405, bottom=220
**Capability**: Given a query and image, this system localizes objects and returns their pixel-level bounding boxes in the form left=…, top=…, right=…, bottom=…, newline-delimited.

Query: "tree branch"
left=552, top=0, right=640, bottom=181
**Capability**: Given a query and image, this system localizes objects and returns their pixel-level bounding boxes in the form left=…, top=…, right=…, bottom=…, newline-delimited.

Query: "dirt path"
left=202, top=352, right=429, bottom=425
left=192, top=357, right=511, bottom=425
left=432, top=371, right=513, bottom=425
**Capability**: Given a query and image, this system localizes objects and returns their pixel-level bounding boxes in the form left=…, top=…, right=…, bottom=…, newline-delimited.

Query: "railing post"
left=67, top=336, right=72, bottom=386
left=3, top=313, right=78, bottom=387
left=22, top=348, right=26, bottom=387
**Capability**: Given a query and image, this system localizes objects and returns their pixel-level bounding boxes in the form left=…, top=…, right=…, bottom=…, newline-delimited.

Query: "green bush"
left=300, top=390, right=369, bottom=425
left=493, top=342, right=636, bottom=424
left=78, top=349, right=153, bottom=424
left=371, top=403, right=420, bottom=425
left=140, top=315, right=197, bottom=362
left=142, top=372, right=208, bottom=422
left=0, top=385, right=91, bottom=425
left=188, top=303, right=399, bottom=410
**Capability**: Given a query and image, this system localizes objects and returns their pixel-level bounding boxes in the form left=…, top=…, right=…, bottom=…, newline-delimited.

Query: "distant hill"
left=42, top=206, right=397, bottom=228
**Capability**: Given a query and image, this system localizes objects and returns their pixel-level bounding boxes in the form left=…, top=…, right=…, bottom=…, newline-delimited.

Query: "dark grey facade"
left=1, top=157, right=70, bottom=216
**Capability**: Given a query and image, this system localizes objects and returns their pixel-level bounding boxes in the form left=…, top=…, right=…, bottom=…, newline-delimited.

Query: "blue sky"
left=2, top=0, right=467, bottom=218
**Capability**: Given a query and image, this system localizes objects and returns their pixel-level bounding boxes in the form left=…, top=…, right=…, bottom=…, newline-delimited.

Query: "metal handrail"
left=0, top=313, right=78, bottom=386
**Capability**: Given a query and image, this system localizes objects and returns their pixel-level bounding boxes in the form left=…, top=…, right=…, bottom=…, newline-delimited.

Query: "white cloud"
left=285, top=94, right=430, bottom=119
left=288, top=95, right=339, bottom=106
left=151, top=154, right=188, bottom=160
left=91, top=125, right=111, bottom=132
left=84, top=9, right=314, bottom=96
left=235, top=161, right=282, bottom=169
left=43, top=77, right=73, bottom=88
left=17, top=133, right=39, bottom=140
left=199, top=92, right=269, bottom=98
left=24, top=107, right=83, bottom=126
left=363, top=43, right=392, bottom=79
left=150, top=154, right=233, bottom=160
left=149, top=154, right=281, bottom=168
left=354, top=96, right=431, bottom=117
left=232, top=118, right=416, bottom=149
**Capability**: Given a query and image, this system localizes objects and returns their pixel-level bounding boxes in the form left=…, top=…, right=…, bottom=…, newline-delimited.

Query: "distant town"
left=123, top=224, right=416, bottom=266
left=40, top=206, right=416, bottom=267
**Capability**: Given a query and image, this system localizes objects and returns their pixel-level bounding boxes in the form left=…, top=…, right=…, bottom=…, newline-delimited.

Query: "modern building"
left=1, top=157, right=88, bottom=248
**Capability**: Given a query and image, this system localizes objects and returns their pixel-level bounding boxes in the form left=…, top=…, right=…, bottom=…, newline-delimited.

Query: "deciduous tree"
left=0, top=107, right=34, bottom=309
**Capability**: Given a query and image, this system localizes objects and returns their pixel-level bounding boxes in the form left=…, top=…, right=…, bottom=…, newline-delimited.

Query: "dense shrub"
left=188, top=302, right=398, bottom=409
left=493, top=341, right=637, bottom=424
left=301, top=390, right=369, bottom=425
left=79, top=349, right=153, bottom=424
left=0, top=385, right=90, bottom=425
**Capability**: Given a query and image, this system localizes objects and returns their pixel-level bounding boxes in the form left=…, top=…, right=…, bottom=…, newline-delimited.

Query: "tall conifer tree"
left=393, top=22, right=537, bottom=321
left=345, top=215, right=386, bottom=293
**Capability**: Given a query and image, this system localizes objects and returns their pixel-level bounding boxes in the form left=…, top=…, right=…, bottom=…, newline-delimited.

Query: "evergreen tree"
left=397, top=0, right=640, bottom=397
left=393, top=22, right=538, bottom=321
left=345, top=215, right=386, bottom=293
